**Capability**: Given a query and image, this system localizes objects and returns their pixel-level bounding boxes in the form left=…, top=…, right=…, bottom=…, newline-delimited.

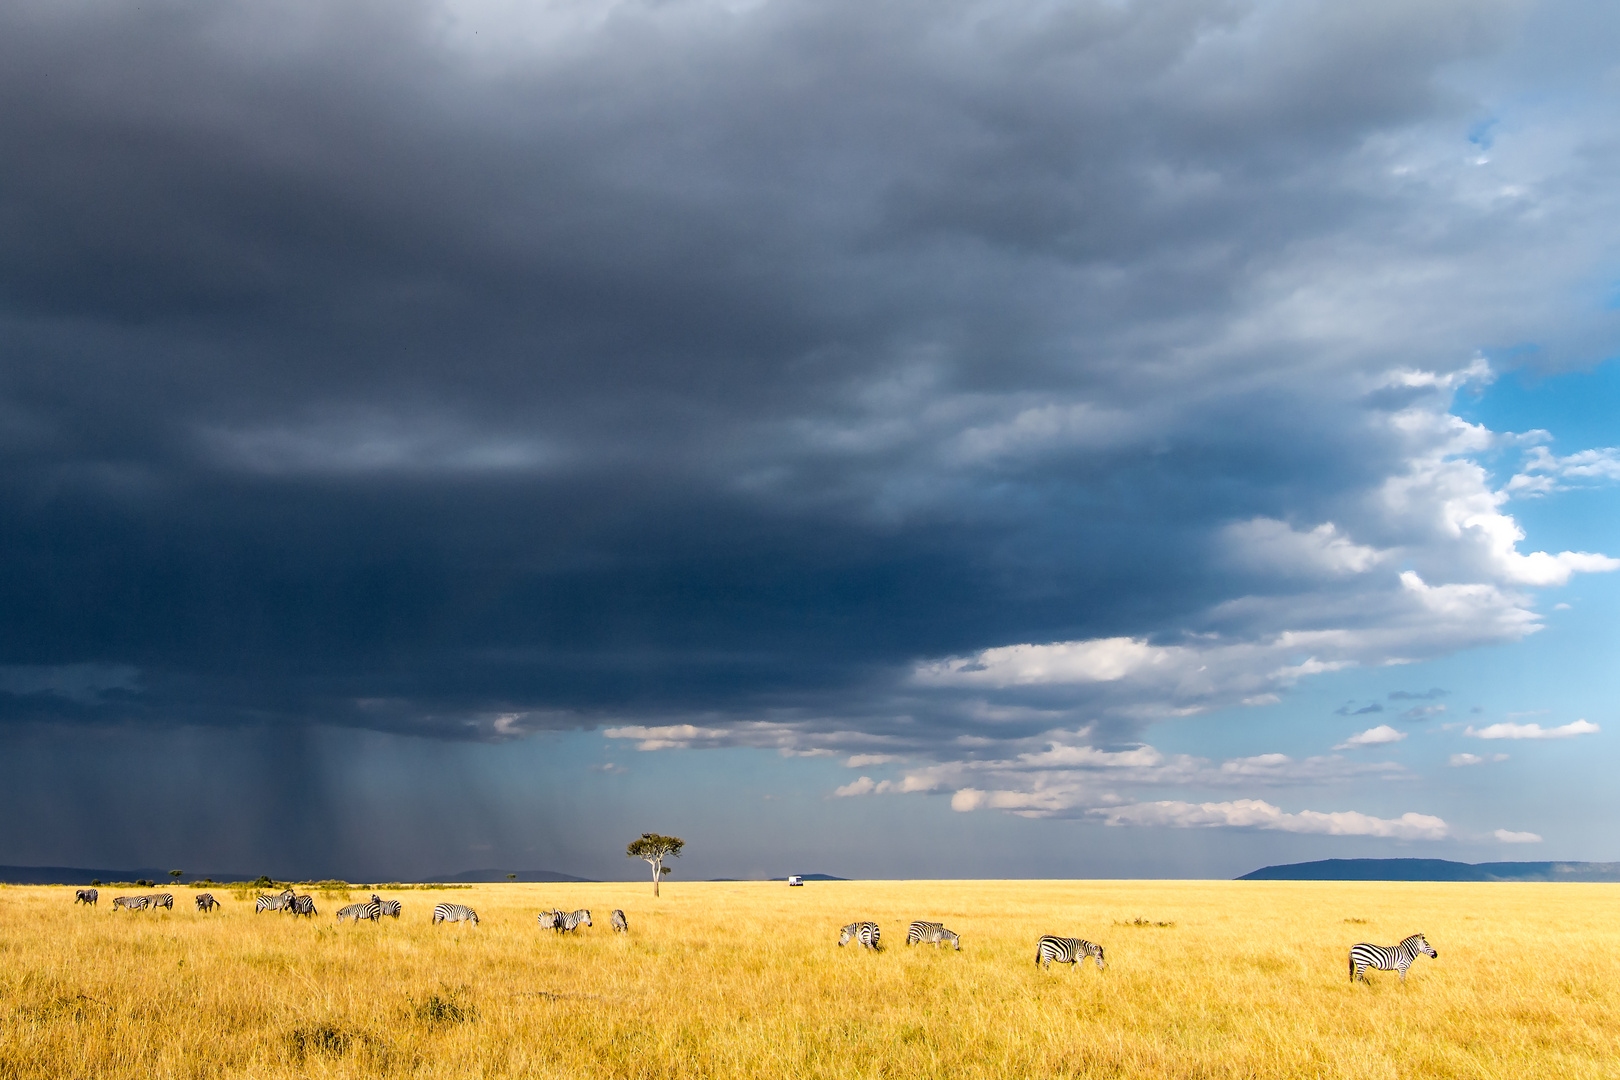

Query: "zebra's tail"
left=1348, top=953, right=1355, bottom=984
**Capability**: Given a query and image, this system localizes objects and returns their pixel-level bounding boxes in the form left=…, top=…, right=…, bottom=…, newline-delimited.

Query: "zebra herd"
left=67, top=887, right=1438, bottom=985
left=837, top=919, right=1437, bottom=985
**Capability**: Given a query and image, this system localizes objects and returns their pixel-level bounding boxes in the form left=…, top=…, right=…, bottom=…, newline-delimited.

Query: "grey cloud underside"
left=0, top=0, right=1612, bottom=749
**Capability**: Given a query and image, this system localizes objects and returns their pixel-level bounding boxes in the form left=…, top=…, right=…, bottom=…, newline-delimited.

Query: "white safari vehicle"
left=787, top=876, right=804, bottom=886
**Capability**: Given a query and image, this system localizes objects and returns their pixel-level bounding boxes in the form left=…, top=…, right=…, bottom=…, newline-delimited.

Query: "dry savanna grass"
left=2, top=879, right=1619, bottom=1078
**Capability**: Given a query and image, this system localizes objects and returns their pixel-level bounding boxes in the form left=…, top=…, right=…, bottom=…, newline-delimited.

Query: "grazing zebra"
left=144, top=892, right=175, bottom=910
left=112, top=895, right=150, bottom=912
left=1350, top=934, right=1438, bottom=984
left=1036, top=935, right=1106, bottom=971
left=255, top=889, right=296, bottom=914
left=839, top=922, right=881, bottom=950
left=610, top=909, right=628, bottom=933
left=377, top=899, right=401, bottom=918
left=906, top=920, right=961, bottom=950
left=555, top=909, right=591, bottom=933
left=74, top=888, right=98, bottom=906
left=433, top=903, right=480, bottom=926
left=195, top=893, right=219, bottom=913
left=336, top=900, right=382, bottom=922
left=536, top=910, right=560, bottom=929
left=289, top=894, right=317, bottom=917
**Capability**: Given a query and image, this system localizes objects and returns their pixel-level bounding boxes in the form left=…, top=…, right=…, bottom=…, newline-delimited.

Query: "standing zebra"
left=144, top=892, right=175, bottom=910
left=1350, top=934, right=1438, bottom=983
left=1035, top=935, right=1106, bottom=971
left=433, top=903, right=480, bottom=926
left=906, top=920, right=961, bottom=950
left=610, top=909, right=628, bottom=933
left=289, top=894, right=317, bottom=917
left=839, top=922, right=881, bottom=950
left=195, top=893, right=219, bottom=913
left=255, top=889, right=296, bottom=914
left=74, top=888, right=98, bottom=906
left=336, top=900, right=382, bottom=922
left=555, top=909, right=591, bottom=933
left=377, top=899, right=402, bottom=918
left=112, top=895, right=150, bottom=912
left=536, top=910, right=560, bottom=930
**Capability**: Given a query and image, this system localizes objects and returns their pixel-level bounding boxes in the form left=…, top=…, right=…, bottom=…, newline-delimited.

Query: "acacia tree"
left=626, top=833, right=684, bottom=897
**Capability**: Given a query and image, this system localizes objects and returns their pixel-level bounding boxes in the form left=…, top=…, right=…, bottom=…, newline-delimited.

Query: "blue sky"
left=0, top=0, right=1617, bottom=880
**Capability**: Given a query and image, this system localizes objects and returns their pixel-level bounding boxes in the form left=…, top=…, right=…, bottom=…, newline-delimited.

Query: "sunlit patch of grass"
left=2, top=880, right=1618, bottom=1077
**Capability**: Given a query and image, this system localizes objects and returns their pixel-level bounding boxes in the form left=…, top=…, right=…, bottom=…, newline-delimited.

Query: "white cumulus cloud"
left=1089, top=799, right=1449, bottom=840
left=1335, top=724, right=1407, bottom=750
left=1493, top=829, right=1543, bottom=844
left=1465, top=719, right=1600, bottom=740
left=1448, top=752, right=1507, bottom=766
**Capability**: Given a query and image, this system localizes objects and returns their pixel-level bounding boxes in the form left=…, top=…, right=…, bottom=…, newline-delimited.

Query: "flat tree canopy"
left=627, top=833, right=684, bottom=897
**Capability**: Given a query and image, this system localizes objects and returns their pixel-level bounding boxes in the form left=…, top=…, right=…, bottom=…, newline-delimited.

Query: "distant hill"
left=426, top=869, right=598, bottom=883
left=1239, top=858, right=1620, bottom=882
left=0, top=865, right=258, bottom=885
left=768, top=873, right=849, bottom=881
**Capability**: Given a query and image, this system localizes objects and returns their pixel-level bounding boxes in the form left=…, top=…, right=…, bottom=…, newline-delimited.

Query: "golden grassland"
left=2, top=879, right=1619, bottom=1079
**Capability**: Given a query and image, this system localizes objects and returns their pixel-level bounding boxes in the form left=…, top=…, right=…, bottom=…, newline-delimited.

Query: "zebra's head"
left=1408, top=933, right=1437, bottom=959
left=580, top=910, right=592, bottom=926
left=838, top=924, right=854, bottom=947
left=945, top=930, right=961, bottom=951
left=1091, top=943, right=1107, bottom=970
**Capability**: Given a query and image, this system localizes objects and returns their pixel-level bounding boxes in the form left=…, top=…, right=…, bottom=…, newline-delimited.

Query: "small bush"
left=289, top=1023, right=356, bottom=1060
left=413, top=985, right=477, bottom=1026
left=1116, top=917, right=1175, bottom=928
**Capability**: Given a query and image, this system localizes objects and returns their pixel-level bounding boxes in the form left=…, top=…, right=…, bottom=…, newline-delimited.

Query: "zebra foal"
left=1035, top=935, right=1106, bottom=971
left=143, top=892, right=175, bottom=910
left=74, top=888, right=98, bottom=906
left=377, top=899, right=401, bottom=918
left=1350, top=934, right=1437, bottom=983
left=838, top=922, right=881, bottom=950
left=195, top=893, right=220, bottom=913
left=433, top=903, right=480, bottom=926
left=906, top=920, right=961, bottom=950
left=289, top=894, right=317, bottom=916
left=610, top=909, right=628, bottom=933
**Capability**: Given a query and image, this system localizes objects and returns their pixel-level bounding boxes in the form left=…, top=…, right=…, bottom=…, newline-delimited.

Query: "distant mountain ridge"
left=1239, top=858, right=1620, bottom=882
left=0, top=865, right=597, bottom=886
left=427, top=869, right=597, bottom=883
left=0, top=865, right=258, bottom=885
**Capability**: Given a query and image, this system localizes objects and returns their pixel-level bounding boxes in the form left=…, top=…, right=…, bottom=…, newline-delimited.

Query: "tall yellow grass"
left=2, top=879, right=1618, bottom=1078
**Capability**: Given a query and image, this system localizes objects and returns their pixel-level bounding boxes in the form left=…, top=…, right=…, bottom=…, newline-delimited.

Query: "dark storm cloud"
left=0, top=0, right=1609, bottom=761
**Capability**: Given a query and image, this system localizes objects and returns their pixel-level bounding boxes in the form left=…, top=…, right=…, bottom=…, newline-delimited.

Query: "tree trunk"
left=650, top=858, right=660, bottom=897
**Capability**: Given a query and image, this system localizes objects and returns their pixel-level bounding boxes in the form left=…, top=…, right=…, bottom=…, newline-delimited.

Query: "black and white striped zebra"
left=377, top=899, right=401, bottom=918
left=255, top=889, right=296, bottom=914
left=555, top=909, right=590, bottom=933
left=75, top=888, right=98, bottom=906
left=112, top=895, right=149, bottom=912
left=433, top=903, right=479, bottom=926
left=336, top=900, right=382, bottom=922
left=144, top=892, right=175, bottom=910
left=289, top=894, right=317, bottom=917
left=1035, top=935, right=1106, bottom=971
left=838, top=922, right=881, bottom=949
left=906, top=920, right=961, bottom=950
left=1350, top=933, right=1437, bottom=983
left=195, top=892, right=219, bottom=913
left=610, top=909, right=628, bottom=933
